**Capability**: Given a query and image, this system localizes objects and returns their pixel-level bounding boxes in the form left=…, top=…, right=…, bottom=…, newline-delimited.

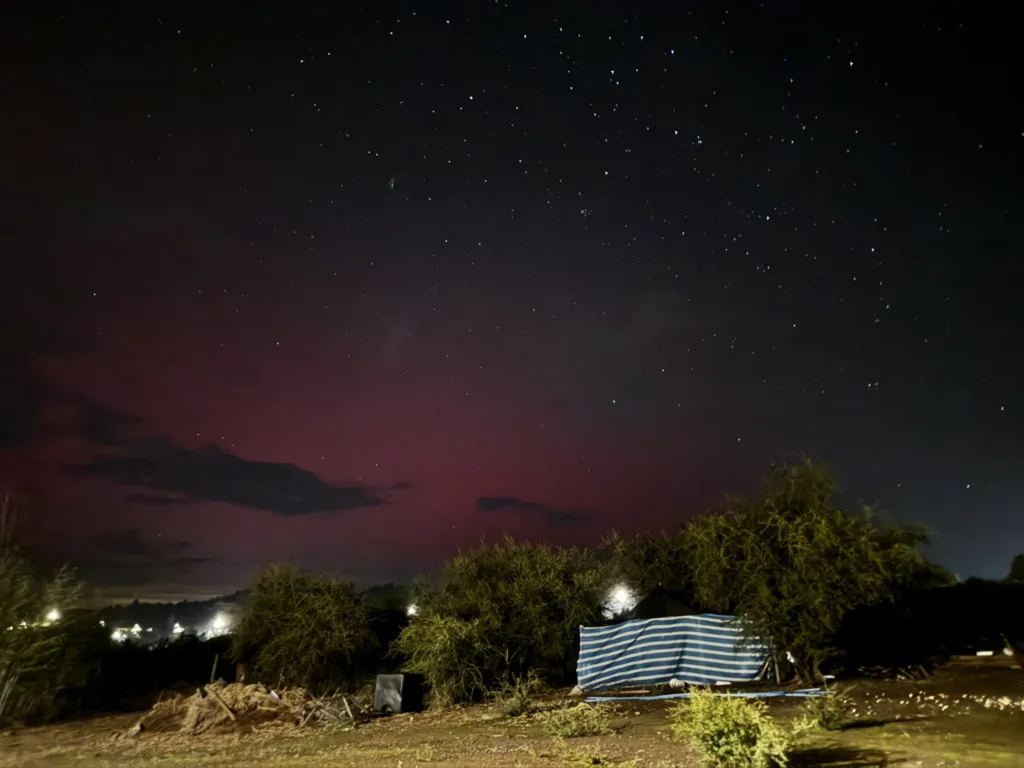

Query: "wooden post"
left=210, top=653, right=219, bottom=683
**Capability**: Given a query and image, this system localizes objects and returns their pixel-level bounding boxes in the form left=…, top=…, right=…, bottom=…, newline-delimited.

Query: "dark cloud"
left=392, top=481, right=412, bottom=490
left=92, top=528, right=194, bottom=559
left=125, top=492, right=197, bottom=507
left=475, top=496, right=580, bottom=525
left=77, top=528, right=216, bottom=588
left=93, top=528, right=158, bottom=558
left=68, top=435, right=386, bottom=515
left=75, top=400, right=144, bottom=446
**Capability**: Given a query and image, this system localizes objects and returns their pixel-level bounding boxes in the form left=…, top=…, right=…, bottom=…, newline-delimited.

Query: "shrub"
left=0, top=493, right=83, bottom=725
left=393, top=538, right=605, bottom=704
left=231, top=566, right=375, bottom=693
left=538, top=703, right=614, bottom=738
left=668, top=689, right=792, bottom=768
left=800, top=687, right=851, bottom=731
left=391, top=613, right=493, bottom=707
left=494, top=670, right=542, bottom=717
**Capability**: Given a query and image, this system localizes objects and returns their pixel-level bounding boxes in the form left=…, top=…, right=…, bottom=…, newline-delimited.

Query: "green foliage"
left=0, top=555, right=82, bottom=724
left=800, top=687, right=851, bottom=731
left=393, top=538, right=605, bottom=704
left=231, top=565, right=375, bottom=693
left=494, top=670, right=543, bottom=717
left=669, top=689, right=792, bottom=768
left=685, top=459, right=934, bottom=682
left=392, top=613, right=494, bottom=707
left=538, top=703, right=614, bottom=738
left=604, top=531, right=694, bottom=599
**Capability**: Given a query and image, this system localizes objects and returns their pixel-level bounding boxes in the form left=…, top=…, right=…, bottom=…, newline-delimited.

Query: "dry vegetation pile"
left=129, top=680, right=363, bottom=737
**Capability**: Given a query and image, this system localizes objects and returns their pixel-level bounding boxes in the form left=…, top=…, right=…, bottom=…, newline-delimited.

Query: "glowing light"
left=172, top=622, right=184, bottom=634
left=130, top=623, right=142, bottom=634
left=406, top=604, right=418, bottom=617
left=45, top=608, right=61, bottom=622
left=602, top=583, right=639, bottom=618
left=111, top=630, right=125, bottom=643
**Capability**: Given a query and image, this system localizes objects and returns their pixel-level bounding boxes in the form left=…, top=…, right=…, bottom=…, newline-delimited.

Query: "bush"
left=668, top=689, right=792, bottom=768
left=493, top=670, right=542, bottom=717
left=393, top=538, right=605, bottom=704
left=231, top=566, right=375, bottom=693
left=538, top=703, right=614, bottom=738
left=800, top=687, right=851, bottom=731
left=0, top=492, right=84, bottom=725
left=391, top=613, right=493, bottom=707
left=0, top=553, right=82, bottom=725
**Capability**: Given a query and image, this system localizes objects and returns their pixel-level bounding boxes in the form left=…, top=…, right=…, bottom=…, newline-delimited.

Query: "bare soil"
left=2, top=657, right=1022, bottom=767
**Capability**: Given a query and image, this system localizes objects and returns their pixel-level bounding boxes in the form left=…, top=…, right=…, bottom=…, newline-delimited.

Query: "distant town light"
left=111, top=630, right=125, bottom=643
left=172, top=622, right=184, bottom=634
left=45, top=608, right=61, bottom=622
left=130, top=623, right=142, bottom=634
left=406, top=604, right=419, bottom=617
left=212, top=614, right=227, bottom=631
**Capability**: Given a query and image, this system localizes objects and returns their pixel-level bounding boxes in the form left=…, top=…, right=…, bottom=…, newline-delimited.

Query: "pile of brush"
left=129, top=680, right=366, bottom=737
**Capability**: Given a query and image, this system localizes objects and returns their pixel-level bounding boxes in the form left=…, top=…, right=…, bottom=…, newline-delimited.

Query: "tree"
left=0, top=490, right=82, bottom=724
left=393, top=538, right=605, bottom=704
left=1006, top=554, right=1024, bottom=584
left=685, top=460, right=934, bottom=684
left=604, top=530, right=696, bottom=600
left=231, top=565, right=375, bottom=693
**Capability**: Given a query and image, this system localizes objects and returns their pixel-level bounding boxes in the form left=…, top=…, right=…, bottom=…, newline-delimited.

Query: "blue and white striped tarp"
left=576, top=614, right=771, bottom=692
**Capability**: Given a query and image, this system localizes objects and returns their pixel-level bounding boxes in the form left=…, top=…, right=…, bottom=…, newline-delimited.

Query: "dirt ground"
left=1, top=657, right=1022, bottom=767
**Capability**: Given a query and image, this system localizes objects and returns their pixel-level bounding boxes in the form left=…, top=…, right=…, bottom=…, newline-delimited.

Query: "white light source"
left=45, top=608, right=61, bottom=622
left=406, top=604, right=418, bottom=617
left=212, top=614, right=227, bottom=631
left=172, top=622, right=184, bottom=634
left=111, top=630, right=125, bottom=643
left=603, top=583, right=639, bottom=618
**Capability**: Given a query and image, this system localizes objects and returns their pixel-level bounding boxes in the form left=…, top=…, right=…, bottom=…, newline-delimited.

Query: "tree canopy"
left=683, top=459, right=934, bottom=683
left=230, top=565, right=375, bottom=693
left=393, top=537, right=605, bottom=703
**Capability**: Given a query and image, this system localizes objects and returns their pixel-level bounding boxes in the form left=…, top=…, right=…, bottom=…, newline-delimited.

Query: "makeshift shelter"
left=576, top=612, right=770, bottom=692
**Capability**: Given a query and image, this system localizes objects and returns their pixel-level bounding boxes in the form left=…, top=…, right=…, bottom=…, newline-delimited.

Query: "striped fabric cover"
left=576, top=614, right=770, bottom=692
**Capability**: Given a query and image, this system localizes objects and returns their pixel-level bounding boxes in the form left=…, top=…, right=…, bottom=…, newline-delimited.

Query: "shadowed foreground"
left=2, top=660, right=1022, bottom=767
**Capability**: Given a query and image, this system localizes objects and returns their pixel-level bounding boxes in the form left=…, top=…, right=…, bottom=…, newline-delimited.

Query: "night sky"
left=3, top=2, right=1021, bottom=602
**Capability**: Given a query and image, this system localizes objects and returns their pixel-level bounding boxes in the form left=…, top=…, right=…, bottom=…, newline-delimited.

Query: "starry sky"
left=2, top=1, right=1021, bottom=602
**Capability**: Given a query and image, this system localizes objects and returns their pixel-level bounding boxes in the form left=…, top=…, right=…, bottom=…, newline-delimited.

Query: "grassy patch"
left=537, top=704, right=614, bottom=738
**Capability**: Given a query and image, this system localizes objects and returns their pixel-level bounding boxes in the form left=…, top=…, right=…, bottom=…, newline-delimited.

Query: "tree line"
left=3, top=459, right=1020, bottom=724
left=230, top=459, right=959, bottom=703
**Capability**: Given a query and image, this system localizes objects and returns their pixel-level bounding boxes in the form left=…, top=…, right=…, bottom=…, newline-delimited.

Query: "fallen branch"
left=205, top=686, right=236, bottom=722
